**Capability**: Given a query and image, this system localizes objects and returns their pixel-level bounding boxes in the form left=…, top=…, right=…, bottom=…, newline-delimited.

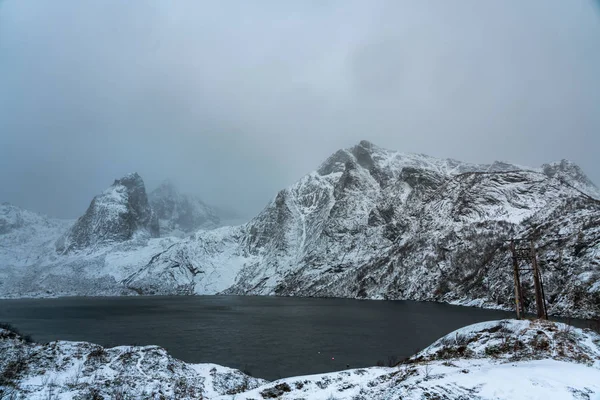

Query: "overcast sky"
left=1, top=0, right=599, bottom=219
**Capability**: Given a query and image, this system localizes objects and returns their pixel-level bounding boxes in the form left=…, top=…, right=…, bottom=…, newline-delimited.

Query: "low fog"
left=1, top=0, right=599, bottom=219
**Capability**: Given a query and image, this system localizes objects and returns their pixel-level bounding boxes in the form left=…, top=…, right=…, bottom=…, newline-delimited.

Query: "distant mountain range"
left=1, top=141, right=598, bottom=318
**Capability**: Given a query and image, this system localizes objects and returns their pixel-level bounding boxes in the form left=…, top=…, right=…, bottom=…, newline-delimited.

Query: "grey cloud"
left=1, top=0, right=599, bottom=219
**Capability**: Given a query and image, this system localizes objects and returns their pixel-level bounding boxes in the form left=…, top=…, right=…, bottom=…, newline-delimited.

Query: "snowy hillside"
left=0, top=175, right=175, bottom=299
left=149, top=180, right=221, bottom=237
left=125, top=141, right=600, bottom=318
left=231, top=319, right=600, bottom=400
left=542, top=159, right=600, bottom=199
left=1, top=141, right=598, bottom=318
left=0, top=203, right=72, bottom=267
left=0, top=326, right=266, bottom=399
left=2, top=319, right=599, bottom=399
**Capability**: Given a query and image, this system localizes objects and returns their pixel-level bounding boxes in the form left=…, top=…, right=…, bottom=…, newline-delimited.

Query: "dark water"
left=0, top=296, right=589, bottom=380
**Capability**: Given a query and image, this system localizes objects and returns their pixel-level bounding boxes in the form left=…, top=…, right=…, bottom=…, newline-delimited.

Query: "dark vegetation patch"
left=0, top=357, right=28, bottom=388
left=86, top=346, right=108, bottom=364
left=0, top=322, right=35, bottom=343
left=260, top=382, right=292, bottom=398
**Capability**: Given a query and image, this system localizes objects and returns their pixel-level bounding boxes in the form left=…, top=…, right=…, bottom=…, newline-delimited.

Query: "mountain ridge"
left=0, top=141, right=598, bottom=318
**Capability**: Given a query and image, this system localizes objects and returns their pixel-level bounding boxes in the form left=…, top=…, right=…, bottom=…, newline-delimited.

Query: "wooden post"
left=510, top=240, right=523, bottom=319
left=539, top=270, right=549, bottom=320
left=530, top=240, right=546, bottom=319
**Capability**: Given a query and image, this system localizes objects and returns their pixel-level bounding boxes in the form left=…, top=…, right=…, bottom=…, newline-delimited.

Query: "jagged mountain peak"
left=320, top=144, right=599, bottom=198
left=541, top=159, right=599, bottom=198
left=56, top=173, right=159, bottom=253
left=112, top=172, right=145, bottom=189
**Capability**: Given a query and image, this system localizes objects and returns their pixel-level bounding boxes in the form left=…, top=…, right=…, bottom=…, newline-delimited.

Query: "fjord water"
left=0, top=296, right=570, bottom=380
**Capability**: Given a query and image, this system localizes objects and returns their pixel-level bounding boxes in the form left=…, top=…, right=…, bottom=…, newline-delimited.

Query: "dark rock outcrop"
left=56, top=173, right=158, bottom=253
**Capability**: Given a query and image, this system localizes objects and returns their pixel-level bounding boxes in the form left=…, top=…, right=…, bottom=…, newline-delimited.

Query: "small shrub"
left=118, top=347, right=135, bottom=363
left=226, top=376, right=251, bottom=395
left=87, top=347, right=107, bottom=361
left=485, top=344, right=505, bottom=357
left=0, top=357, right=27, bottom=387
left=260, top=382, right=291, bottom=399
left=390, top=366, right=417, bottom=383
left=174, top=377, right=200, bottom=398
left=423, top=364, right=433, bottom=380
left=110, top=385, right=127, bottom=400
left=64, top=364, right=83, bottom=389
left=434, top=344, right=473, bottom=360
left=532, top=337, right=550, bottom=351
left=84, top=387, right=104, bottom=400
left=0, top=385, right=18, bottom=400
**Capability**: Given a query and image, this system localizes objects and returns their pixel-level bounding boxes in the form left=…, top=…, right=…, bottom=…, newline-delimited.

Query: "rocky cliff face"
left=1, top=142, right=599, bottom=318
left=149, top=181, right=220, bottom=237
left=56, top=173, right=159, bottom=253
left=542, top=159, right=600, bottom=199
left=125, top=141, right=600, bottom=318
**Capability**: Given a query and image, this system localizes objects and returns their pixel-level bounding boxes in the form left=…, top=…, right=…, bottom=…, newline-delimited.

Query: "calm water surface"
left=0, top=296, right=585, bottom=380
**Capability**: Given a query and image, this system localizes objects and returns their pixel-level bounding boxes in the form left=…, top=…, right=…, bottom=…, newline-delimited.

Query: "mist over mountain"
left=1, top=3, right=600, bottom=398
left=1, top=142, right=598, bottom=319
left=1, top=1, right=599, bottom=220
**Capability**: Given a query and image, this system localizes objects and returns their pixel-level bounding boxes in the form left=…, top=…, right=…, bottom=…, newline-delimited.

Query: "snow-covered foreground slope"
left=1, top=141, right=599, bottom=318
left=0, top=326, right=266, bottom=399
left=221, top=319, right=600, bottom=400
left=2, top=319, right=599, bottom=399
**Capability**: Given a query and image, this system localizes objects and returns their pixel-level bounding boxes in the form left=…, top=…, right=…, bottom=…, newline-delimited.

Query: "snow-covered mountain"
left=1, top=141, right=598, bottom=318
left=0, top=203, right=72, bottom=268
left=0, top=175, right=176, bottom=298
left=541, top=159, right=600, bottom=199
left=149, top=181, right=221, bottom=237
left=56, top=173, right=159, bottom=254
left=124, top=141, right=600, bottom=318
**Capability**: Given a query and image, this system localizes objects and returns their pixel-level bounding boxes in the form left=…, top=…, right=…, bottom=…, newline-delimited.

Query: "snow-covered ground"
left=1, top=319, right=599, bottom=399
left=225, top=319, right=600, bottom=400
left=0, top=326, right=266, bottom=399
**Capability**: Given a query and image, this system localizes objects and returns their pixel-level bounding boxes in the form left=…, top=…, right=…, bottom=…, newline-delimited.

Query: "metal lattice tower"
left=509, top=239, right=548, bottom=320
